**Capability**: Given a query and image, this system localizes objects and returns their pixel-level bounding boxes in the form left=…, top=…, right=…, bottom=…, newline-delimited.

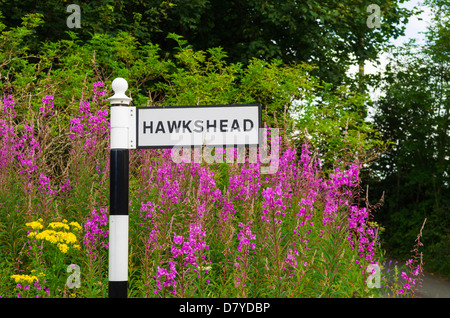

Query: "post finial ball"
left=108, top=77, right=132, bottom=105
left=111, top=77, right=128, bottom=94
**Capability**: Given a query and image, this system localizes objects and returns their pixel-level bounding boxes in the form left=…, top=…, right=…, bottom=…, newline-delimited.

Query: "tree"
left=369, top=0, right=449, bottom=275
left=0, top=0, right=414, bottom=88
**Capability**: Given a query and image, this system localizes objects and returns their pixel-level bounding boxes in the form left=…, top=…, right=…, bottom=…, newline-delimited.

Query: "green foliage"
left=0, top=1, right=414, bottom=89
left=369, top=0, right=450, bottom=276
left=0, top=15, right=384, bottom=168
left=295, top=83, right=389, bottom=171
left=0, top=11, right=405, bottom=298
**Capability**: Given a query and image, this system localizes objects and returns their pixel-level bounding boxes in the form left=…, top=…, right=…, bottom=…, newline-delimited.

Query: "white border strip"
left=108, top=215, right=129, bottom=281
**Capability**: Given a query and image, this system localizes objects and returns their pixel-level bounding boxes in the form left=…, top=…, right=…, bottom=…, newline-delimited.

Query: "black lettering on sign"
left=244, top=119, right=254, bottom=131
left=231, top=119, right=240, bottom=132
left=167, top=121, right=182, bottom=133
left=143, top=121, right=153, bottom=134
left=182, top=120, right=192, bottom=133
left=142, top=118, right=256, bottom=134
left=220, top=119, right=228, bottom=132
left=193, top=120, right=203, bottom=133
left=155, top=121, right=165, bottom=134
left=206, top=120, right=217, bottom=132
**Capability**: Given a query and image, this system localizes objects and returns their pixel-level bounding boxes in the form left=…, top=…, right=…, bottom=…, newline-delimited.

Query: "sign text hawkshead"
left=136, top=104, right=261, bottom=148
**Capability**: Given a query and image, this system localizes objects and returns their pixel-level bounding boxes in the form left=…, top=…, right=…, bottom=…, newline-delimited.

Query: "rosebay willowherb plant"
left=125, top=130, right=388, bottom=298
left=0, top=78, right=424, bottom=298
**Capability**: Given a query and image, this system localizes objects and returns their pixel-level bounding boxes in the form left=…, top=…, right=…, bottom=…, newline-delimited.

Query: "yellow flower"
left=57, top=243, right=69, bottom=253
left=48, top=221, right=70, bottom=231
left=36, top=230, right=59, bottom=244
left=10, top=274, right=39, bottom=284
left=56, top=231, right=77, bottom=244
left=26, top=219, right=80, bottom=254
left=25, top=221, right=43, bottom=231
left=69, top=221, right=82, bottom=232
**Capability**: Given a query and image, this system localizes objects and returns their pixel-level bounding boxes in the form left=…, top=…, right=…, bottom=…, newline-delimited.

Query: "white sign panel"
left=136, top=104, right=261, bottom=148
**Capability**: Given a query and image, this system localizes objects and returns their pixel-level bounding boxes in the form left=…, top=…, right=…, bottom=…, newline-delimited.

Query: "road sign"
left=136, top=104, right=261, bottom=148
left=107, top=77, right=263, bottom=298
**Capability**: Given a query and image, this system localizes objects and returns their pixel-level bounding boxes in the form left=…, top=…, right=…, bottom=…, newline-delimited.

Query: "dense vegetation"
left=0, top=0, right=414, bottom=87
left=0, top=0, right=447, bottom=298
left=368, top=0, right=449, bottom=276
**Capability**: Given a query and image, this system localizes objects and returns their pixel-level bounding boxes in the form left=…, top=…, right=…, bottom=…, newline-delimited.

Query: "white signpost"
left=107, top=77, right=261, bottom=298
left=136, top=105, right=261, bottom=148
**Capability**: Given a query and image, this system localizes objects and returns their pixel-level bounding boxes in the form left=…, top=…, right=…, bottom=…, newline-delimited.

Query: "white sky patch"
left=346, top=0, right=435, bottom=121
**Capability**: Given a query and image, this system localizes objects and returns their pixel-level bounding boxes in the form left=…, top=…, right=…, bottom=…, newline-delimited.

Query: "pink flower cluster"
left=348, top=206, right=376, bottom=262
left=236, top=222, right=256, bottom=254
left=0, top=95, right=16, bottom=169
left=261, top=185, right=286, bottom=224
left=154, top=261, right=177, bottom=295
left=83, top=208, right=109, bottom=257
left=139, top=201, right=159, bottom=253
left=93, top=81, right=105, bottom=97
left=13, top=123, right=41, bottom=176
left=150, top=222, right=210, bottom=295
left=69, top=82, right=109, bottom=143
left=2, top=94, right=17, bottom=118
left=398, top=259, right=421, bottom=295
left=39, top=95, right=55, bottom=117
left=171, top=223, right=209, bottom=269
left=195, top=166, right=223, bottom=220
left=160, top=179, right=183, bottom=205
left=284, top=248, right=307, bottom=272
left=229, top=164, right=261, bottom=201
left=271, top=146, right=296, bottom=194
left=15, top=280, right=50, bottom=298
left=234, top=222, right=256, bottom=288
left=37, top=173, right=57, bottom=197
left=321, top=165, right=359, bottom=225
left=198, top=166, right=222, bottom=201
left=70, top=105, right=108, bottom=139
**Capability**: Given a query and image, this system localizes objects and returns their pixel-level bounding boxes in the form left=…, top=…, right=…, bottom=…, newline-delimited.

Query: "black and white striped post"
left=105, top=77, right=261, bottom=298
left=108, top=78, right=133, bottom=298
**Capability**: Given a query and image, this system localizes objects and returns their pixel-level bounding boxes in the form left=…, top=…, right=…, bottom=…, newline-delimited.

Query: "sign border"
left=135, top=104, right=262, bottom=149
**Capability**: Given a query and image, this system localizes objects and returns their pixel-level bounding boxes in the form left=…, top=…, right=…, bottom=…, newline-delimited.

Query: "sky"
left=391, top=0, right=434, bottom=46
left=348, top=0, right=436, bottom=105
left=363, top=0, right=434, bottom=77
